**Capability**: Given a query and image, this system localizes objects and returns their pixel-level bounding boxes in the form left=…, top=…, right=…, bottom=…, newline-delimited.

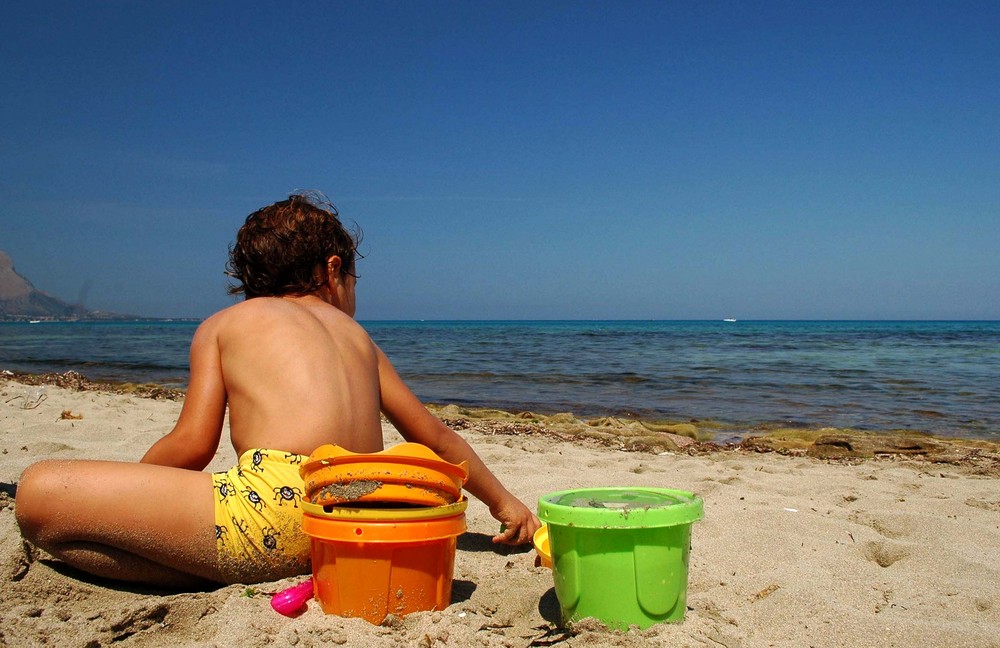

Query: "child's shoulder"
left=198, top=299, right=276, bottom=332
left=208, top=297, right=282, bottom=319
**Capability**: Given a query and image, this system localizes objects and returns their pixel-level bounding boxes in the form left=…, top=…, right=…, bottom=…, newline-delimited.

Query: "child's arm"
left=374, top=345, right=541, bottom=545
left=140, top=321, right=226, bottom=470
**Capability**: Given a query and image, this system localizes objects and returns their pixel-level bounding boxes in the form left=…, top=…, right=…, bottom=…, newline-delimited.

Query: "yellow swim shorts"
left=212, top=448, right=311, bottom=583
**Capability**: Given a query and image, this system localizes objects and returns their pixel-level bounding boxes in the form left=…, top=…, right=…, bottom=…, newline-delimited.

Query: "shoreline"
left=4, top=370, right=999, bottom=470
left=1, top=377, right=999, bottom=646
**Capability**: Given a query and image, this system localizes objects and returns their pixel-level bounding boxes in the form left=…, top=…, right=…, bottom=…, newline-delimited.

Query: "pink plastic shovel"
left=270, top=579, right=314, bottom=617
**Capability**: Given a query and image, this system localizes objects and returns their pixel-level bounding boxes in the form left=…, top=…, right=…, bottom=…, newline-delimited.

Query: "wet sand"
left=1, top=376, right=998, bottom=647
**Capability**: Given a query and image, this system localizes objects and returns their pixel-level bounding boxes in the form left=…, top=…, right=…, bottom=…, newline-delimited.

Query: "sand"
left=1, top=377, right=999, bottom=647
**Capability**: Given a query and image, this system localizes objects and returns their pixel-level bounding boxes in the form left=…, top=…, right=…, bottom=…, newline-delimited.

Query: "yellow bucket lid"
left=301, top=442, right=469, bottom=507
left=301, top=443, right=469, bottom=482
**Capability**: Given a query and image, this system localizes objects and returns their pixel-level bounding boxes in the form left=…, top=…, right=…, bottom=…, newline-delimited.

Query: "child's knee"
left=14, top=460, right=65, bottom=539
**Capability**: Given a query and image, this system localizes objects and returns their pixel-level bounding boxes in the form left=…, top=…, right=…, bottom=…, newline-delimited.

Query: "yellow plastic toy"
left=300, top=443, right=469, bottom=507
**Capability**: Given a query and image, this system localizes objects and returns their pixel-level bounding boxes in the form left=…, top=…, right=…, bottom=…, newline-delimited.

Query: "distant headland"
left=0, top=250, right=142, bottom=322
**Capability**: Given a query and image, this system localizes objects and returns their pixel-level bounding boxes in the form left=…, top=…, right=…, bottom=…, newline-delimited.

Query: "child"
left=15, top=192, right=541, bottom=587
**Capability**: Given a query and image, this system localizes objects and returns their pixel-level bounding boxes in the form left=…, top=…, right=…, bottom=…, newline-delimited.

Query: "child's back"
left=209, top=295, right=384, bottom=456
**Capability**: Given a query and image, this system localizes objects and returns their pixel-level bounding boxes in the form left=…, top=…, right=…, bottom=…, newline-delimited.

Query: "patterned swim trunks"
left=212, top=448, right=311, bottom=583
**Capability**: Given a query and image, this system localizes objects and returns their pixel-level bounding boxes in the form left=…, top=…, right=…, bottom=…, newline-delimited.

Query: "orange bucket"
left=301, top=501, right=467, bottom=624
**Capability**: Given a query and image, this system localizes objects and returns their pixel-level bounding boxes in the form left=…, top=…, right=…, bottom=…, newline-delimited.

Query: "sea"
left=1, top=320, right=998, bottom=441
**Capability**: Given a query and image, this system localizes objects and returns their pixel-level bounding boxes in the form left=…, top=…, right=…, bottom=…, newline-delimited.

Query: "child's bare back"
left=208, top=295, right=384, bottom=456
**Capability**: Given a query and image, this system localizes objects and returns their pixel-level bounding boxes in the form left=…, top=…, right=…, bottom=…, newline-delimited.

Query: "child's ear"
left=326, top=255, right=343, bottom=277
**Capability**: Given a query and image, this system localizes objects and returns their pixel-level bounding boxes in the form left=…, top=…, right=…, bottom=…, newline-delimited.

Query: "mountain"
left=0, top=251, right=129, bottom=321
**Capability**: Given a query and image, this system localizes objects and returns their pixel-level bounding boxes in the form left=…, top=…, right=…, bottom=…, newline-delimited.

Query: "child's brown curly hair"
left=226, top=192, right=361, bottom=298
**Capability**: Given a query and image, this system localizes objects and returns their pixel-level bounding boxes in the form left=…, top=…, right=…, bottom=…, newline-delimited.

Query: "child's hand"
left=490, top=498, right=541, bottom=545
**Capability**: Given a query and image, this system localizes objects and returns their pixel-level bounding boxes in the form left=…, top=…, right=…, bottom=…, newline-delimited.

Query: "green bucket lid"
left=538, top=487, right=704, bottom=529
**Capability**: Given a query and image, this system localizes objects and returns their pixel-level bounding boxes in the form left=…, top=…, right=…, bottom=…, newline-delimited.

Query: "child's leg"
left=15, top=459, right=222, bottom=588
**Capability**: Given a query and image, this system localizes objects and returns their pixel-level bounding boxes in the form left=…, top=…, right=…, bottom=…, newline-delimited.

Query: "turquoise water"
left=1, top=320, right=998, bottom=440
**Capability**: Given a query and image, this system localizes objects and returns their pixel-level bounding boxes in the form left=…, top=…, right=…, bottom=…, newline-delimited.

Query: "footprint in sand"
left=848, top=512, right=912, bottom=540
left=99, top=603, right=171, bottom=642
left=849, top=511, right=914, bottom=567
left=839, top=493, right=860, bottom=506
left=861, top=539, right=910, bottom=568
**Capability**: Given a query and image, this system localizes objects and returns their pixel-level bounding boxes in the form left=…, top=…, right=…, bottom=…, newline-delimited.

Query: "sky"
left=1, top=1, right=998, bottom=320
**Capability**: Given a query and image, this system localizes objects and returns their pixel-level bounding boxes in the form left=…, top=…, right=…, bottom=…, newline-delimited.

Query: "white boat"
left=723, top=318, right=737, bottom=323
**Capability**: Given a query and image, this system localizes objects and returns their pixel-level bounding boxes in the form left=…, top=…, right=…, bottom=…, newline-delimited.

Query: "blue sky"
left=2, top=1, right=997, bottom=320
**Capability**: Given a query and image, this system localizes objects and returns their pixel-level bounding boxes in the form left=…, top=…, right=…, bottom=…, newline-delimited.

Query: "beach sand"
left=1, top=377, right=998, bottom=647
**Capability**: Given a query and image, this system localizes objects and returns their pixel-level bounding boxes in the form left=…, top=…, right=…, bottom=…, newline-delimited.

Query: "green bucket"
left=537, top=487, right=704, bottom=630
